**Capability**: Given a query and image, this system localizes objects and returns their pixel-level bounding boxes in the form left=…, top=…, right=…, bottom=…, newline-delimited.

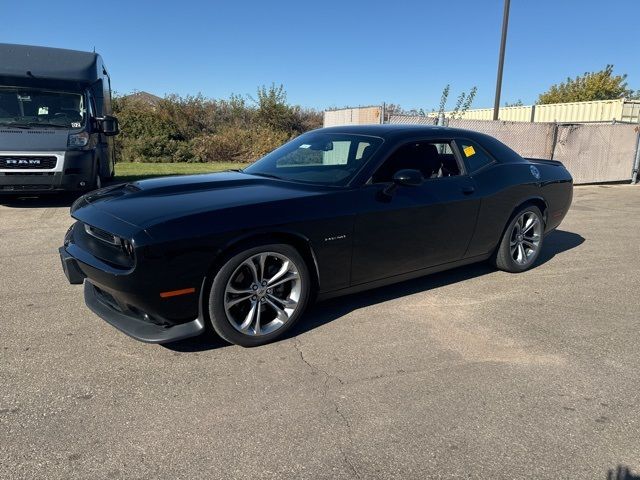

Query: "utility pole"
left=493, top=0, right=511, bottom=120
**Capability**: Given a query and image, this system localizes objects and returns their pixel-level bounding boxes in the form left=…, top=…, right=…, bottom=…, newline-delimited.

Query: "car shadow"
left=608, top=465, right=640, bottom=480
left=0, top=179, right=127, bottom=209
left=163, top=229, right=584, bottom=353
left=0, top=192, right=82, bottom=208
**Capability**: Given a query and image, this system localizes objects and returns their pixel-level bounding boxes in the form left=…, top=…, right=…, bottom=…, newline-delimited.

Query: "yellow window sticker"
left=463, top=145, right=476, bottom=157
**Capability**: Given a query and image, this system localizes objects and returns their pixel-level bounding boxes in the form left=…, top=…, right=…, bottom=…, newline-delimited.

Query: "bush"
left=112, top=85, right=322, bottom=163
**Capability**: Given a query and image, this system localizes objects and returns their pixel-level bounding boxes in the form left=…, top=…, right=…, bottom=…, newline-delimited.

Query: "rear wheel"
left=494, top=206, right=544, bottom=273
left=208, top=243, right=311, bottom=347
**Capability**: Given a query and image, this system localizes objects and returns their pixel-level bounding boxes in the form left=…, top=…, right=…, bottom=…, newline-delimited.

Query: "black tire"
left=494, top=205, right=544, bottom=273
left=208, top=243, right=311, bottom=347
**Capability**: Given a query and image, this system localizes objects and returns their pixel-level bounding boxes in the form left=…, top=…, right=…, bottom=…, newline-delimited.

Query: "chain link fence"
left=447, top=118, right=557, bottom=160
left=553, top=123, right=639, bottom=184
left=389, top=115, right=640, bottom=184
left=388, top=115, right=438, bottom=126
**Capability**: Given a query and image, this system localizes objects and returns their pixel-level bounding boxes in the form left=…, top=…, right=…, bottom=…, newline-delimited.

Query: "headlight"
left=68, top=131, right=89, bottom=148
left=84, top=223, right=135, bottom=257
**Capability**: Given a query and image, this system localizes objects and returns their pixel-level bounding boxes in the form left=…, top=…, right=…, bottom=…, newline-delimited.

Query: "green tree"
left=537, top=65, right=637, bottom=104
left=252, top=83, right=297, bottom=132
left=112, top=85, right=322, bottom=164
left=435, top=85, right=477, bottom=119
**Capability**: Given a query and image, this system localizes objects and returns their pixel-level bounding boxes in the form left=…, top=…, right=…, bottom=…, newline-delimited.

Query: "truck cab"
left=0, top=43, right=119, bottom=194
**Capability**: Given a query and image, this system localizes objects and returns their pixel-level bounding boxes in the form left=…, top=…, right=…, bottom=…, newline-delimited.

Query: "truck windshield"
left=0, top=87, right=86, bottom=128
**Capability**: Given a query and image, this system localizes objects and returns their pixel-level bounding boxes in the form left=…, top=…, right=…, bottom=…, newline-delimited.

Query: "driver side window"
left=372, top=140, right=462, bottom=183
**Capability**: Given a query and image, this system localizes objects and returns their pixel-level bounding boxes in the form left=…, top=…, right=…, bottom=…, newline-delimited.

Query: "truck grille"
left=0, top=156, right=57, bottom=169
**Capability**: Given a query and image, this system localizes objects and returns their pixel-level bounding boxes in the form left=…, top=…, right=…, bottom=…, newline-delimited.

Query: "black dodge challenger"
left=60, top=125, right=573, bottom=347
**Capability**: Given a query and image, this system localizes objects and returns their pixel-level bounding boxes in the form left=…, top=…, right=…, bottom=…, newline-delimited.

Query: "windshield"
left=0, top=87, right=86, bottom=128
left=244, top=132, right=383, bottom=186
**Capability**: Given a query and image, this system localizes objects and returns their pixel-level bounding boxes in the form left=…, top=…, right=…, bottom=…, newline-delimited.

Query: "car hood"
left=71, top=171, right=328, bottom=230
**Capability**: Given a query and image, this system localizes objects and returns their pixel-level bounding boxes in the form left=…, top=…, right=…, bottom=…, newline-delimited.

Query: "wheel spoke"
left=239, top=300, right=258, bottom=330
left=522, top=239, right=536, bottom=249
left=226, top=285, right=253, bottom=295
left=268, top=272, right=300, bottom=289
left=225, top=293, right=253, bottom=308
left=243, top=258, right=259, bottom=284
left=266, top=260, right=291, bottom=286
left=267, top=294, right=297, bottom=309
left=258, top=253, right=268, bottom=282
left=523, top=217, right=539, bottom=235
left=517, top=243, right=526, bottom=262
left=265, top=297, right=289, bottom=322
left=253, top=304, right=262, bottom=335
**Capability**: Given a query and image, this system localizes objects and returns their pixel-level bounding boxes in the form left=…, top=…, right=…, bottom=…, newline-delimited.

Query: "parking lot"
left=1, top=185, right=639, bottom=479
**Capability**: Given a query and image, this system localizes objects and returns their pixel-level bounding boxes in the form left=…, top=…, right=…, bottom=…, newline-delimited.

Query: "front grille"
left=93, top=285, right=123, bottom=312
left=0, top=156, right=57, bottom=169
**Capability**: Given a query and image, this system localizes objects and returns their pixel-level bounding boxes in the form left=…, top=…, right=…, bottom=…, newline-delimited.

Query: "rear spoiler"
left=524, top=158, right=564, bottom=167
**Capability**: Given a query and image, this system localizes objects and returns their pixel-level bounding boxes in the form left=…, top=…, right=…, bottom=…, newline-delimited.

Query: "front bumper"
left=59, top=246, right=205, bottom=344
left=83, top=281, right=205, bottom=344
left=0, top=150, right=95, bottom=193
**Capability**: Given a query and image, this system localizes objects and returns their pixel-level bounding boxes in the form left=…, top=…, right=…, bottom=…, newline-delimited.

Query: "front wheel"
left=494, top=206, right=544, bottom=273
left=208, top=243, right=311, bottom=347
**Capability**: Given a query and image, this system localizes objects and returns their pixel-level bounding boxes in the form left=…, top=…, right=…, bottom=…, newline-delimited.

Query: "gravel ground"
left=1, top=185, right=639, bottom=479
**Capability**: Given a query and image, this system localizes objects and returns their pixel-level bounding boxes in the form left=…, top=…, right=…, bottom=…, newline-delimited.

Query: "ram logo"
left=6, top=159, right=41, bottom=165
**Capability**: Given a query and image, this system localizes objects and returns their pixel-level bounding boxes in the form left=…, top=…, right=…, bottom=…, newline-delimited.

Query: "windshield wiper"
left=0, top=121, right=69, bottom=129
left=24, top=122, right=69, bottom=129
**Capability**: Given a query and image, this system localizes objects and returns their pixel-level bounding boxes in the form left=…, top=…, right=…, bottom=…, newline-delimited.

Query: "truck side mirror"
left=96, top=115, right=119, bottom=136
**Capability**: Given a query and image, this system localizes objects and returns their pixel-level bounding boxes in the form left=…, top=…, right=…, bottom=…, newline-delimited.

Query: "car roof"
left=316, top=124, right=525, bottom=164
left=317, top=124, right=486, bottom=140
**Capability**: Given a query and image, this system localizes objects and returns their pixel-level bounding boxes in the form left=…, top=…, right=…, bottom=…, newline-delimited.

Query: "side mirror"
left=96, top=115, right=119, bottom=136
left=393, top=169, right=424, bottom=187
left=382, top=169, right=424, bottom=197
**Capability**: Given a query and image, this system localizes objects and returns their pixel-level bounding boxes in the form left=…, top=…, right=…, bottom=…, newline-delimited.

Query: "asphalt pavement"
left=1, top=185, right=639, bottom=479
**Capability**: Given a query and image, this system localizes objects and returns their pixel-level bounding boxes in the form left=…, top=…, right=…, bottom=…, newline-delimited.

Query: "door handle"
left=461, top=186, right=475, bottom=195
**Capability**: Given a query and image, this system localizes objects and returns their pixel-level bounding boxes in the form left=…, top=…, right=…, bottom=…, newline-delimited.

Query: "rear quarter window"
left=456, top=139, right=494, bottom=173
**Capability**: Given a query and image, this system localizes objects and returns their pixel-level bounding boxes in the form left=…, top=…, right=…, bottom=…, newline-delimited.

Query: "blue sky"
left=4, top=0, right=639, bottom=111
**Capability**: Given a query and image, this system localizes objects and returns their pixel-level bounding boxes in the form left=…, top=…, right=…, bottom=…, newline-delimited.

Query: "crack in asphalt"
left=292, top=339, right=362, bottom=480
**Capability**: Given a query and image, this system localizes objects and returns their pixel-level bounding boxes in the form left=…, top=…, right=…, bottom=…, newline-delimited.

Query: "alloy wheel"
left=510, top=211, right=542, bottom=266
left=223, top=252, right=302, bottom=336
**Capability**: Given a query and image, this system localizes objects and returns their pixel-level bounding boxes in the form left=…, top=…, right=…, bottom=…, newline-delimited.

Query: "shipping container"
left=427, top=99, right=640, bottom=124
left=323, top=106, right=382, bottom=127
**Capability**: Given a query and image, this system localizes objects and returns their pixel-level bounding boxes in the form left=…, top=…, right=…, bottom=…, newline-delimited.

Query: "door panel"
left=351, top=176, right=480, bottom=285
